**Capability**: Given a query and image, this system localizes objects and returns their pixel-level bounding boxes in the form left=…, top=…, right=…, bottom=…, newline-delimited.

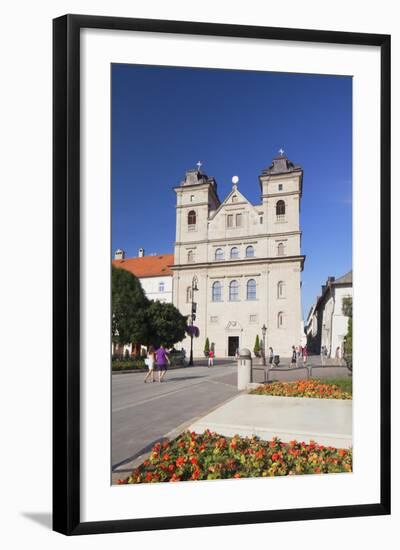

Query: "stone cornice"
left=171, top=254, right=306, bottom=272
left=174, top=230, right=301, bottom=246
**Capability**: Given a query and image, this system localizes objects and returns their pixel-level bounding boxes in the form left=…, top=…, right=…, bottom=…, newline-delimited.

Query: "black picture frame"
left=53, top=14, right=391, bottom=535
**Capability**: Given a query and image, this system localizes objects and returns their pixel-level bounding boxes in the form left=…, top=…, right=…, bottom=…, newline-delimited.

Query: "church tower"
left=173, top=164, right=220, bottom=266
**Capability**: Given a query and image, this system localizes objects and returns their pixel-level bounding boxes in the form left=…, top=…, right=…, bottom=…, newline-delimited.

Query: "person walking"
left=208, top=348, right=214, bottom=367
left=268, top=347, right=274, bottom=366
left=155, top=344, right=170, bottom=382
left=302, top=344, right=308, bottom=364
left=291, top=345, right=297, bottom=367
left=144, top=345, right=155, bottom=383
left=335, top=346, right=341, bottom=365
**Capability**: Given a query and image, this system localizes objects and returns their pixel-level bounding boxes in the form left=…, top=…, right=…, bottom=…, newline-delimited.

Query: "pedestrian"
left=291, top=345, right=297, bottom=367
left=335, top=346, right=341, bottom=365
left=155, top=344, right=170, bottom=382
left=235, top=348, right=240, bottom=359
left=320, top=345, right=325, bottom=366
left=144, top=345, right=155, bottom=383
left=302, top=344, right=308, bottom=364
left=268, top=347, right=274, bottom=366
left=208, top=348, right=214, bottom=367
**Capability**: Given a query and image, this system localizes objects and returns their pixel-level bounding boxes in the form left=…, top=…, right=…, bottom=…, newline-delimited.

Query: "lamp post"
left=189, top=275, right=198, bottom=366
left=261, top=324, right=267, bottom=366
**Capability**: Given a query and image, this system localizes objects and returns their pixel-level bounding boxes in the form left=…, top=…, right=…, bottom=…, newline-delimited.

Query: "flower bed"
left=250, top=379, right=352, bottom=400
left=117, top=430, right=352, bottom=484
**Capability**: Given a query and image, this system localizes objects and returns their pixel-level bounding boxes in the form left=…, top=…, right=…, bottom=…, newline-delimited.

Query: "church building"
left=171, top=153, right=305, bottom=357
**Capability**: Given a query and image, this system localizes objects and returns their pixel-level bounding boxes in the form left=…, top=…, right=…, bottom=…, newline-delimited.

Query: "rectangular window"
left=278, top=184, right=283, bottom=191
left=259, top=216, right=263, bottom=224
left=227, top=214, right=233, bottom=227
left=190, top=195, right=195, bottom=202
left=210, top=316, right=218, bottom=323
left=249, top=315, right=258, bottom=323
left=236, top=213, right=242, bottom=227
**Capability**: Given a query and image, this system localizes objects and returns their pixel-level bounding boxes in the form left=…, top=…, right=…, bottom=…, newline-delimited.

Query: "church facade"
left=172, top=154, right=305, bottom=358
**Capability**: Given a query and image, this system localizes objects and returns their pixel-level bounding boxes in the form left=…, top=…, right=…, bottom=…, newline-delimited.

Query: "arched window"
left=278, top=311, right=284, bottom=328
left=186, top=286, right=192, bottom=303
left=229, top=280, right=239, bottom=301
left=230, top=247, right=239, bottom=259
left=215, top=248, right=224, bottom=261
left=276, top=200, right=286, bottom=221
left=188, top=210, right=196, bottom=229
left=159, top=281, right=165, bottom=293
left=278, top=281, right=285, bottom=298
left=246, top=279, right=256, bottom=300
left=187, top=250, right=194, bottom=263
left=277, top=242, right=285, bottom=256
left=212, top=281, right=222, bottom=302
left=245, top=245, right=254, bottom=258
left=232, top=194, right=238, bottom=203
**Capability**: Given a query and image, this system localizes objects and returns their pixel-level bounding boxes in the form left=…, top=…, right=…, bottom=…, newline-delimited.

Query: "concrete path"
left=188, top=393, right=352, bottom=448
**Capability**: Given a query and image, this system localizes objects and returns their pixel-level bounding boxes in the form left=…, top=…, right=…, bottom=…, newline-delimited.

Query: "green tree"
left=112, top=266, right=149, bottom=345
left=254, top=334, right=261, bottom=356
left=145, top=301, right=187, bottom=349
left=204, top=337, right=210, bottom=356
left=343, top=296, right=353, bottom=371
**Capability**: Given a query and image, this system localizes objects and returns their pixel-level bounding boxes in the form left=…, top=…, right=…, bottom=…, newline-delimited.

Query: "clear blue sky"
left=111, top=64, right=352, bottom=320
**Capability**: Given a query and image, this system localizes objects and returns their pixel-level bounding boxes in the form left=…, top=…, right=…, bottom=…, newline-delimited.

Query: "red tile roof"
left=112, top=254, right=174, bottom=278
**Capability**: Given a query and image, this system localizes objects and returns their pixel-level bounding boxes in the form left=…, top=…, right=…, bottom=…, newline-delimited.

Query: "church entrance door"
left=228, top=336, right=239, bottom=357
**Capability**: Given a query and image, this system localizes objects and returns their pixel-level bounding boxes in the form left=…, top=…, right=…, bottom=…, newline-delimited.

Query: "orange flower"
left=233, top=473, right=241, bottom=478
left=162, top=453, right=170, bottom=461
left=271, top=452, right=280, bottom=461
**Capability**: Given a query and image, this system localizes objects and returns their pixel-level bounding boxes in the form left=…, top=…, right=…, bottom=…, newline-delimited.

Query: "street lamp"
left=189, top=275, right=198, bottom=366
left=261, top=324, right=267, bottom=366
left=261, top=323, right=267, bottom=367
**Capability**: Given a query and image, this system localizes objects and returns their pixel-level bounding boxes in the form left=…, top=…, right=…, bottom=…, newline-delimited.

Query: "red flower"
left=145, top=472, right=153, bottom=482
left=271, top=453, right=280, bottom=461
left=189, top=457, right=198, bottom=465
left=176, top=456, right=185, bottom=467
left=170, top=473, right=181, bottom=482
left=162, top=453, right=170, bottom=461
left=233, top=473, right=241, bottom=478
left=168, top=464, right=175, bottom=472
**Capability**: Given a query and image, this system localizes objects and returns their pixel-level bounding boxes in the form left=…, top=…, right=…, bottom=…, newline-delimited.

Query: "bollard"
left=237, top=348, right=252, bottom=390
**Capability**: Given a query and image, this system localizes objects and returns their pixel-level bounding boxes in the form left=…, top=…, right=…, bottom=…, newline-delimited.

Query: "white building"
left=112, top=249, right=173, bottom=303
left=112, top=249, right=173, bottom=356
left=305, top=271, right=352, bottom=357
left=171, top=154, right=305, bottom=358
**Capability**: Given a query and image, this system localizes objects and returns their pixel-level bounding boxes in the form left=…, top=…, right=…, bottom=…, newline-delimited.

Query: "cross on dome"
left=196, top=160, right=203, bottom=171
left=278, top=148, right=285, bottom=156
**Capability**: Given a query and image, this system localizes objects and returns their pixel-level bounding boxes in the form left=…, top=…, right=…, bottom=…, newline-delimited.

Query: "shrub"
left=254, top=335, right=261, bottom=356
left=204, top=337, right=210, bottom=356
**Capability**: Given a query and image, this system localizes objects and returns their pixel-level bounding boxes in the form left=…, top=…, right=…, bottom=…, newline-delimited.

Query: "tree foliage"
left=204, top=337, right=210, bottom=355
left=343, top=296, right=353, bottom=371
left=145, top=301, right=187, bottom=349
left=112, top=266, right=149, bottom=345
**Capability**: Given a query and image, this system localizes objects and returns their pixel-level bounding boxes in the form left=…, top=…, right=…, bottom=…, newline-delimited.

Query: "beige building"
left=172, top=154, right=305, bottom=358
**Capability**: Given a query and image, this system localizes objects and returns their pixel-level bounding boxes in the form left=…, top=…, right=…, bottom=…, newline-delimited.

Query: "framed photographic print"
left=53, top=14, right=391, bottom=535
